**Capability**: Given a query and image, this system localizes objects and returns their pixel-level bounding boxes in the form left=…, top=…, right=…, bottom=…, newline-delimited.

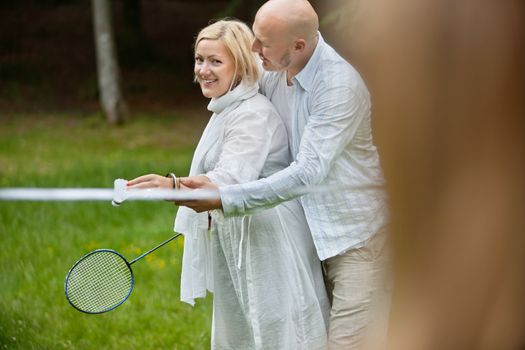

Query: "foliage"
left=319, top=0, right=361, bottom=34
left=0, top=113, right=212, bottom=349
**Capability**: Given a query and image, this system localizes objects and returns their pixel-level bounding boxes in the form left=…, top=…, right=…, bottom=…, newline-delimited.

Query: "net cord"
left=0, top=183, right=383, bottom=201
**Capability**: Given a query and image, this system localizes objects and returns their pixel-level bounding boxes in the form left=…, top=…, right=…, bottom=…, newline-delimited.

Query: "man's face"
left=251, top=17, right=292, bottom=72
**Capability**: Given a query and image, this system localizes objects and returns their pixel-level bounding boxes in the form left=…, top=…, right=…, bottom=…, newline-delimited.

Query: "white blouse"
left=174, top=81, right=290, bottom=305
left=174, top=81, right=329, bottom=349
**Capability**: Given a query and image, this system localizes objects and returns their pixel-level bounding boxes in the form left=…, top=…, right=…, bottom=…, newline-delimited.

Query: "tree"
left=92, top=0, right=128, bottom=124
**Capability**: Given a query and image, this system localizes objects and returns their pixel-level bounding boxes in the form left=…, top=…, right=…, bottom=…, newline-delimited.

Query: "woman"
left=128, top=19, right=328, bottom=349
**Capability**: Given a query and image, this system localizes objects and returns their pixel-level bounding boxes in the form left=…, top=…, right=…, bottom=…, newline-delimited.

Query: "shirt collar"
left=292, top=32, right=325, bottom=92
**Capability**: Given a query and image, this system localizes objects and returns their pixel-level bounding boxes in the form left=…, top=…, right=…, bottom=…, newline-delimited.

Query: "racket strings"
left=65, top=251, right=133, bottom=313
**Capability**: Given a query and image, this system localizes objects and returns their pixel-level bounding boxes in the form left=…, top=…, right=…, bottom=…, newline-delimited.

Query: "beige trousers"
left=322, top=231, right=391, bottom=350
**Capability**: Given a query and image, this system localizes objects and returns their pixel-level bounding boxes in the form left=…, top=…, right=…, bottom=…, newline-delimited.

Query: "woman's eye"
left=195, top=57, right=203, bottom=63
left=212, top=59, right=222, bottom=65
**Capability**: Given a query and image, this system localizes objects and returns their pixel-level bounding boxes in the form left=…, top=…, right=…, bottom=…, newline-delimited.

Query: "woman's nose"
left=198, top=62, right=211, bottom=76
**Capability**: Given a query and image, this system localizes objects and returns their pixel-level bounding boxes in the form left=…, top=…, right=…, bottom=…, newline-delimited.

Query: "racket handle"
left=129, top=233, right=182, bottom=265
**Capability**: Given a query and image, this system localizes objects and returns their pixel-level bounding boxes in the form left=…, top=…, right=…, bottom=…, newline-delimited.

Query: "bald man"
left=179, top=1, right=390, bottom=348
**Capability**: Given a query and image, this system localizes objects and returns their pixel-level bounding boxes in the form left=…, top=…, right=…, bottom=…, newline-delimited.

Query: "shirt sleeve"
left=205, top=105, right=277, bottom=187
left=220, top=81, right=371, bottom=216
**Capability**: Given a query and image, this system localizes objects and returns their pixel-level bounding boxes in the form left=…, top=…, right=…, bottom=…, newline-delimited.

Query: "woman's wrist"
left=165, top=173, right=180, bottom=189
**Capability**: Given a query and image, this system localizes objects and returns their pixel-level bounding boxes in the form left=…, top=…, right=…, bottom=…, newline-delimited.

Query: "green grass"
left=0, top=112, right=212, bottom=349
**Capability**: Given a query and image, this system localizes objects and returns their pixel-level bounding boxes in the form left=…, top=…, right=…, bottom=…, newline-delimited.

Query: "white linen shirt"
left=220, top=34, right=388, bottom=261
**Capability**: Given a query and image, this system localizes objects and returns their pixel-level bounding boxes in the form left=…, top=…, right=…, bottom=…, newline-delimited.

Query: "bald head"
left=256, top=0, right=319, bottom=43
left=251, top=0, right=319, bottom=77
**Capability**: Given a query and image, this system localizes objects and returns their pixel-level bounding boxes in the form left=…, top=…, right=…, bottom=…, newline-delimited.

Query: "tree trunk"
left=92, top=0, right=128, bottom=124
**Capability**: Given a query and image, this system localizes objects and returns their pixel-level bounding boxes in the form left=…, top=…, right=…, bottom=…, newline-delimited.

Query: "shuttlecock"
left=112, top=178, right=128, bottom=206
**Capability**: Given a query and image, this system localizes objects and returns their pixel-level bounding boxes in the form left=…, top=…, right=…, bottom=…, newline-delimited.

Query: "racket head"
left=64, top=249, right=134, bottom=314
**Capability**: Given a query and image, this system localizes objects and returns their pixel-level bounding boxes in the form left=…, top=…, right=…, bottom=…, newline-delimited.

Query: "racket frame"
left=64, top=248, right=134, bottom=314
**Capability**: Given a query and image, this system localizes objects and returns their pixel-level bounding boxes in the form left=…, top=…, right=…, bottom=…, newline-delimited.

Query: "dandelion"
left=177, top=236, right=185, bottom=249
left=145, top=255, right=166, bottom=269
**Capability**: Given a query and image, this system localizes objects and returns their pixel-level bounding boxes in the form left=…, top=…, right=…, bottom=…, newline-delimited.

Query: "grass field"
left=0, top=112, right=213, bottom=349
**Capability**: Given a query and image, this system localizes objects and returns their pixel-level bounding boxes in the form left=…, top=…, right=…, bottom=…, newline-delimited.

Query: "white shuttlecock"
left=112, top=178, right=128, bottom=206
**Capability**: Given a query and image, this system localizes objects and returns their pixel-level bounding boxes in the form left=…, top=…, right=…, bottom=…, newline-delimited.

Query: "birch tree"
left=92, top=0, right=127, bottom=124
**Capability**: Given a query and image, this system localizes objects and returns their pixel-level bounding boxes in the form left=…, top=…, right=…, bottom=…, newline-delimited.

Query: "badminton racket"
left=64, top=233, right=181, bottom=314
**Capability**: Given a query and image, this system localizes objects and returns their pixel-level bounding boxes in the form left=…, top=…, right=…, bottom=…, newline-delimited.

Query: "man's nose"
left=251, top=40, right=260, bottom=53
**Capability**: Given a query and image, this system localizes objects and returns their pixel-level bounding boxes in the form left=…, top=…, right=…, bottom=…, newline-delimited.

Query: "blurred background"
left=1, top=0, right=524, bottom=349
left=0, top=0, right=361, bottom=349
left=0, top=0, right=357, bottom=114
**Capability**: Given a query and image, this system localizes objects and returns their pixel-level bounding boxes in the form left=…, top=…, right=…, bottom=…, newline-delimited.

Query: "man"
left=179, top=0, right=390, bottom=348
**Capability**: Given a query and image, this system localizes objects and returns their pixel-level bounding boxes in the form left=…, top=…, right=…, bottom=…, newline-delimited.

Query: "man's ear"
left=293, top=39, right=306, bottom=52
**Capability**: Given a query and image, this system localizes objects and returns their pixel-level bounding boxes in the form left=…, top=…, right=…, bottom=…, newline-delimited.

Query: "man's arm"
left=180, top=81, right=371, bottom=215
left=177, top=99, right=286, bottom=212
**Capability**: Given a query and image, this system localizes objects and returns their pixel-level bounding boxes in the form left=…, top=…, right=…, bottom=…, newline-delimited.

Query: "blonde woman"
left=128, top=19, right=328, bottom=349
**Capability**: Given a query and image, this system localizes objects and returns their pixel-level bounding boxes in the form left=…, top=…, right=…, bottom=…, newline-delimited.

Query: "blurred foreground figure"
left=353, top=0, right=525, bottom=349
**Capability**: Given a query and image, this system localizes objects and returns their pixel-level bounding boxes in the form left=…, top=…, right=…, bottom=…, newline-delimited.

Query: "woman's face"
left=194, top=39, right=236, bottom=98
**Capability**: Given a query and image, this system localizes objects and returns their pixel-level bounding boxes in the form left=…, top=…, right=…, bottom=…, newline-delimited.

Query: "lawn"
left=0, top=112, right=213, bottom=349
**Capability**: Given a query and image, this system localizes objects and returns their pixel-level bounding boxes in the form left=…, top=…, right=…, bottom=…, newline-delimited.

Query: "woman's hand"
left=127, top=174, right=173, bottom=189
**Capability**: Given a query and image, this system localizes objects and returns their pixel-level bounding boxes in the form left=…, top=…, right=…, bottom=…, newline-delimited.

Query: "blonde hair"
left=194, top=19, right=260, bottom=87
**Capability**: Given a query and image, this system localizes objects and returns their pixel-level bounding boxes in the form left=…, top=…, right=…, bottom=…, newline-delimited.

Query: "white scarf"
left=175, top=81, right=259, bottom=305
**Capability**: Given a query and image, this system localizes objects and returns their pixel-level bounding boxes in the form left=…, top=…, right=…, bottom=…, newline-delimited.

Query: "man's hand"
left=177, top=176, right=223, bottom=212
